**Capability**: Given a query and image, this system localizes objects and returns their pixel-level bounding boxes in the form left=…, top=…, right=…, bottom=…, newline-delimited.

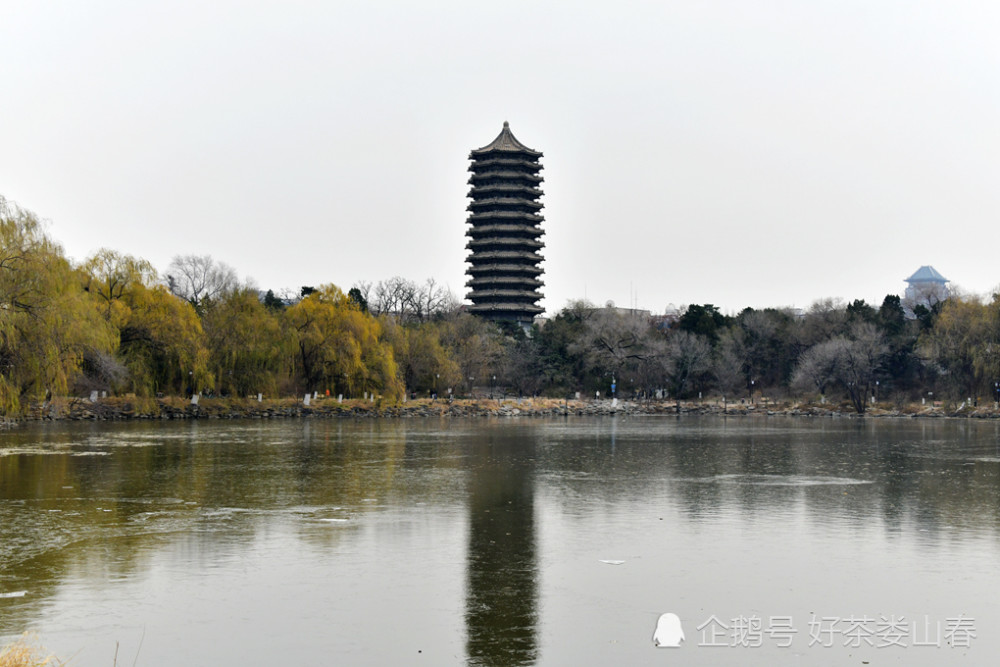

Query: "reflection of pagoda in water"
left=465, top=434, right=537, bottom=666
left=465, top=122, right=545, bottom=325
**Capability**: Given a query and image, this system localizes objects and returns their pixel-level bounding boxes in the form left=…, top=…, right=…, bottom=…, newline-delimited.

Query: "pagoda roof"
left=470, top=122, right=543, bottom=158
left=467, top=211, right=544, bottom=224
left=468, top=184, right=544, bottom=199
left=466, top=276, right=544, bottom=288
left=467, top=198, right=543, bottom=211
left=469, top=171, right=543, bottom=184
left=905, top=265, right=948, bottom=284
left=466, top=224, right=544, bottom=238
left=466, top=238, right=544, bottom=251
left=467, top=302, right=544, bottom=315
left=467, top=263, right=543, bottom=276
left=468, top=158, right=543, bottom=174
left=467, top=250, right=543, bottom=263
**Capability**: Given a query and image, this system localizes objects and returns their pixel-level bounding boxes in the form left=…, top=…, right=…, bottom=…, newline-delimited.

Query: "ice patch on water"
left=599, top=560, right=625, bottom=565
left=0, top=448, right=109, bottom=457
left=678, top=474, right=872, bottom=487
left=0, top=591, right=27, bottom=599
left=318, top=518, right=350, bottom=523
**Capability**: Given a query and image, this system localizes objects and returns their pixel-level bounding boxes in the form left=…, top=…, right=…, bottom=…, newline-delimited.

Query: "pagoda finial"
left=503, top=120, right=509, bottom=128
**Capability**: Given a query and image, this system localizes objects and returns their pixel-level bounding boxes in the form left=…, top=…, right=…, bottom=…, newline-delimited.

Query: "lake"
left=1, top=416, right=998, bottom=665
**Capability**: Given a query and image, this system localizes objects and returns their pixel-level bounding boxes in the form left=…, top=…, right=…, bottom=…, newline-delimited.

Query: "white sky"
left=3, top=0, right=999, bottom=316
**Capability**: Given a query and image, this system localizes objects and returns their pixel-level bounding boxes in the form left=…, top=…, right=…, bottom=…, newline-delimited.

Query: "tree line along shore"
left=3, top=193, right=1000, bottom=420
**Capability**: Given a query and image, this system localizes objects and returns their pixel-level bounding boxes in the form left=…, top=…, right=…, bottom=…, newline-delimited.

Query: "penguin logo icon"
left=652, top=612, right=685, bottom=648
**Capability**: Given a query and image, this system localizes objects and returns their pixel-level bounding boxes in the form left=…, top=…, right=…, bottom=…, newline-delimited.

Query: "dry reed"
left=0, top=634, right=62, bottom=667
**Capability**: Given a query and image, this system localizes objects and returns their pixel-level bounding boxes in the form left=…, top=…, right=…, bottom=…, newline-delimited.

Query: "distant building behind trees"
left=903, top=265, right=949, bottom=313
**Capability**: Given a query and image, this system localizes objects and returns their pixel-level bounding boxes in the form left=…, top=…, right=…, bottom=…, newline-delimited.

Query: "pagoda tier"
left=467, top=211, right=544, bottom=224
left=465, top=122, right=545, bottom=324
left=466, top=224, right=544, bottom=239
left=469, top=172, right=543, bottom=186
left=466, top=276, right=544, bottom=289
left=468, top=263, right=543, bottom=277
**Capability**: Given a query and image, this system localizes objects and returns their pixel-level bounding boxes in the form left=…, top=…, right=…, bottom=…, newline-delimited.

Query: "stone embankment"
left=11, top=396, right=1000, bottom=423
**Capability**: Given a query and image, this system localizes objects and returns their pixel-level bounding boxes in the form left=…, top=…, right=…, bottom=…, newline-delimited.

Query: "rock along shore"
left=8, top=396, right=1000, bottom=424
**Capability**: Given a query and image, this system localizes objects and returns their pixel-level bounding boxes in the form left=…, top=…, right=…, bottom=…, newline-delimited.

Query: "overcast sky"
left=3, top=1, right=999, bottom=315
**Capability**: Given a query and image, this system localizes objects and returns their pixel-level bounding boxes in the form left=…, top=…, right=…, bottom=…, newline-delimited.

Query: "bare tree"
left=790, top=338, right=845, bottom=398
left=166, top=254, right=238, bottom=311
left=361, top=276, right=457, bottom=322
left=570, top=306, right=651, bottom=378
left=713, top=329, right=745, bottom=397
left=660, top=330, right=712, bottom=398
left=791, top=322, right=887, bottom=413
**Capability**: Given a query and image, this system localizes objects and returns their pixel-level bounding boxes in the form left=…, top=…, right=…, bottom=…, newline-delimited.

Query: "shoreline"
left=6, top=396, right=1000, bottom=424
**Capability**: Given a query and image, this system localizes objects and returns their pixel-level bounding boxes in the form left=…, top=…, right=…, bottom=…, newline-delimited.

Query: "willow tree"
left=919, top=296, right=997, bottom=399
left=383, top=318, right=460, bottom=395
left=0, top=197, right=117, bottom=413
left=285, top=284, right=403, bottom=400
left=80, top=248, right=209, bottom=396
left=202, top=287, right=289, bottom=396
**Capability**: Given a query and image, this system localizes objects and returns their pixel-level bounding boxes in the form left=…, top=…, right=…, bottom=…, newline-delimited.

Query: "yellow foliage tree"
left=384, top=318, right=460, bottom=395
left=80, top=248, right=209, bottom=396
left=285, top=284, right=403, bottom=400
left=202, top=287, right=289, bottom=396
left=0, top=197, right=117, bottom=414
left=920, top=296, right=1000, bottom=398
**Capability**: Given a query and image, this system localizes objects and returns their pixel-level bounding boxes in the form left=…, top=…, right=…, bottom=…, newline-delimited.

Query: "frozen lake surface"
left=1, top=416, right=998, bottom=665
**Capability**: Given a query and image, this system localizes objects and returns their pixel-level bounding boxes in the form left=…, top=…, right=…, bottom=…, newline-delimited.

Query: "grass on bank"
left=0, top=635, right=62, bottom=667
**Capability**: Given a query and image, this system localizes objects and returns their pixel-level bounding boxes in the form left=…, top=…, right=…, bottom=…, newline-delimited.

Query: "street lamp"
left=750, top=379, right=755, bottom=404
left=491, top=375, right=496, bottom=399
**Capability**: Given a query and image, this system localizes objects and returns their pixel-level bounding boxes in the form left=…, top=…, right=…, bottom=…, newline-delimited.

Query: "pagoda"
left=465, top=122, right=545, bottom=324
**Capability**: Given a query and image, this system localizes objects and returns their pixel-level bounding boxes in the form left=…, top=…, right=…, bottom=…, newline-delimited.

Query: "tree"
left=165, top=254, right=238, bottom=313
left=677, top=304, right=728, bottom=343
left=846, top=299, right=877, bottom=324
left=570, top=306, right=652, bottom=379
left=384, top=318, right=460, bottom=395
left=116, top=284, right=209, bottom=396
left=791, top=323, right=887, bottom=413
left=534, top=301, right=594, bottom=394
left=347, top=287, right=369, bottom=313
left=262, top=289, right=285, bottom=311
left=360, top=276, right=456, bottom=322
left=202, top=287, right=288, bottom=396
left=919, top=297, right=995, bottom=399
left=80, top=248, right=157, bottom=324
left=284, top=284, right=403, bottom=399
left=712, top=329, right=745, bottom=397
left=0, top=197, right=117, bottom=413
left=658, top=331, right=712, bottom=398
left=437, top=311, right=503, bottom=394
left=733, top=307, right=796, bottom=391
left=81, top=249, right=209, bottom=395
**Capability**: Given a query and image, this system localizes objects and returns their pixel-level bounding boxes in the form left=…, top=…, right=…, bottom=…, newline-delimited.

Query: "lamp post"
left=750, top=379, right=755, bottom=404
left=491, top=375, right=496, bottom=399
left=995, top=381, right=999, bottom=408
